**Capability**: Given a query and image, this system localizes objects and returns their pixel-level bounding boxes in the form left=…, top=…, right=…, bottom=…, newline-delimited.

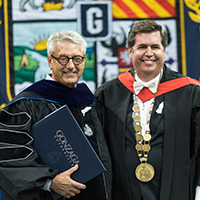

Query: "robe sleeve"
left=0, top=98, right=58, bottom=200
left=192, top=86, right=200, bottom=187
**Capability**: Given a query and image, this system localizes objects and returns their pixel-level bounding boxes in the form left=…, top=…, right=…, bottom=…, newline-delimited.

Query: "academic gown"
left=0, top=80, right=112, bottom=200
left=95, top=65, right=200, bottom=200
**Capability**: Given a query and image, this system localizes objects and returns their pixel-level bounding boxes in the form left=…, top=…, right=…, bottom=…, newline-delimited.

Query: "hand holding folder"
left=50, top=164, right=86, bottom=199
left=31, top=105, right=106, bottom=184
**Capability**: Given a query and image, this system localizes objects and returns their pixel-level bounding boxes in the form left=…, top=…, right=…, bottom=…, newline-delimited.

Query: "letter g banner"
left=77, top=1, right=112, bottom=41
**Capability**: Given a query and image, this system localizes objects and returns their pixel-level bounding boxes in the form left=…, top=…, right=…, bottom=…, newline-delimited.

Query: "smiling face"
left=128, top=31, right=166, bottom=82
left=47, top=40, right=85, bottom=88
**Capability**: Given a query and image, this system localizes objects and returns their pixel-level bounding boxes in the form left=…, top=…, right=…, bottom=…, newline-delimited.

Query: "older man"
left=0, top=30, right=112, bottom=200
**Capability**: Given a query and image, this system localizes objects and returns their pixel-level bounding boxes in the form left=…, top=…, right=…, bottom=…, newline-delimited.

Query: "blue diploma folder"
left=31, top=105, right=106, bottom=183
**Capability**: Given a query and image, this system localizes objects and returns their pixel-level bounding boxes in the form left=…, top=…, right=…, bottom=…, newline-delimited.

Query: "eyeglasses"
left=51, top=55, right=85, bottom=65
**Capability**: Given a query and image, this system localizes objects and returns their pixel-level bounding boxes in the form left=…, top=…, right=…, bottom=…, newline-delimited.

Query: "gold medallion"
left=143, top=134, right=151, bottom=141
left=135, top=143, right=143, bottom=151
left=134, top=124, right=142, bottom=132
left=133, top=72, right=161, bottom=183
left=142, top=144, right=151, bottom=152
left=135, top=163, right=155, bottom=182
left=132, top=104, right=140, bottom=112
left=135, top=134, right=143, bottom=141
left=133, top=115, right=141, bottom=122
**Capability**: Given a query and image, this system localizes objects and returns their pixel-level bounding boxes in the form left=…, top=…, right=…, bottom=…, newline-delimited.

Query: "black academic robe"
left=0, top=80, right=112, bottom=200
left=95, top=65, right=200, bottom=200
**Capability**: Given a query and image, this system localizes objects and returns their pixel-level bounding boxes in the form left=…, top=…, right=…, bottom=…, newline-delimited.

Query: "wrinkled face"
left=128, top=31, right=166, bottom=82
left=47, top=41, right=85, bottom=88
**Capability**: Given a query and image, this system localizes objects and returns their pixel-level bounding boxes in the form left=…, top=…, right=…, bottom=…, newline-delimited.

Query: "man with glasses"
left=0, top=30, right=112, bottom=200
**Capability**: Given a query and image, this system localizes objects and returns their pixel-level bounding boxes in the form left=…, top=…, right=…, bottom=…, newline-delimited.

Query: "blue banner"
left=179, top=0, right=200, bottom=80
left=77, top=1, right=112, bottom=41
left=0, top=0, right=13, bottom=109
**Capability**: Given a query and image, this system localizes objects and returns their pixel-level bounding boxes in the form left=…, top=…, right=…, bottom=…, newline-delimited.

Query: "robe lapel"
left=159, top=92, right=176, bottom=200
left=116, top=91, right=132, bottom=145
left=113, top=86, right=134, bottom=199
left=150, top=95, right=164, bottom=136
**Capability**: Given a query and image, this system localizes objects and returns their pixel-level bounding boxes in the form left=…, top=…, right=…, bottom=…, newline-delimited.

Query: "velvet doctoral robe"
left=0, top=80, right=112, bottom=200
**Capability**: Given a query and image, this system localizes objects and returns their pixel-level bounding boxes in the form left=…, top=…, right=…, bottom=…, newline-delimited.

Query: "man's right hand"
left=50, top=165, right=86, bottom=199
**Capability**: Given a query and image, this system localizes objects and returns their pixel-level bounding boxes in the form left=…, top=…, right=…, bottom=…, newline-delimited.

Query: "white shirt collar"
left=134, top=69, right=163, bottom=95
left=46, top=74, right=55, bottom=81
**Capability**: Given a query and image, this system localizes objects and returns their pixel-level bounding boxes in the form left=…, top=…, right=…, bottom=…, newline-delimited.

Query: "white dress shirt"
left=132, top=72, right=161, bottom=136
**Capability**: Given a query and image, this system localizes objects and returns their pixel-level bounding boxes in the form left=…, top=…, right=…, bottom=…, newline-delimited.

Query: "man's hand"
left=50, top=165, right=86, bottom=199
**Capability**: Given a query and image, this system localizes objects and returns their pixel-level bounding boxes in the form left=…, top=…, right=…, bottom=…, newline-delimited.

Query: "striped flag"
left=112, top=0, right=175, bottom=18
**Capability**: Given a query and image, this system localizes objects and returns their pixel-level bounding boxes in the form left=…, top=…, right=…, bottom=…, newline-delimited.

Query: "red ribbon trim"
left=118, top=72, right=200, bottom=102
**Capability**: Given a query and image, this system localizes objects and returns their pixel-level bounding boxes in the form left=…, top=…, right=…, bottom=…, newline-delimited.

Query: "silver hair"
left=47, top=30, right=87, bottom=56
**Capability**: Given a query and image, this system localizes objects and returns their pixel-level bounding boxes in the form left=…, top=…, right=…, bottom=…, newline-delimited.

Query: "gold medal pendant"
left=133, top=72, right=161, bottom=183
left=135, top=163, right=155, bottom=182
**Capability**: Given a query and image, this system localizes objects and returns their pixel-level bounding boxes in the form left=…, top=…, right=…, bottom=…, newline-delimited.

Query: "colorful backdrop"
left=0, top=0, right=200, bottom=110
